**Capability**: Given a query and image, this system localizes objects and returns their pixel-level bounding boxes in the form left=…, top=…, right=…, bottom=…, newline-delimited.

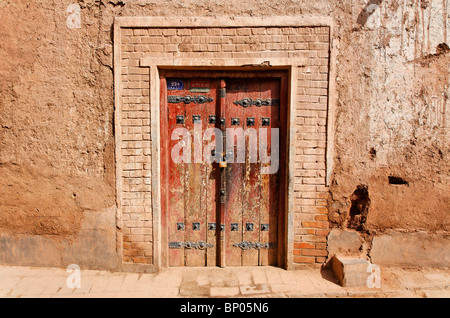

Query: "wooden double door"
left=160, top=71, right=287, bottom=267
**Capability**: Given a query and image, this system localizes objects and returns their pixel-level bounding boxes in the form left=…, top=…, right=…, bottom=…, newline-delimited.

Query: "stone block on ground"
left=331, top=255, right=371, bottom=287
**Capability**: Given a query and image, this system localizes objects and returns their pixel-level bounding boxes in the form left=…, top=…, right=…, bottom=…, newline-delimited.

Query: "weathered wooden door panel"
left=162, top=74, right=284, bottom=267
left=166, top=84, right=187, bottom=267
left=183, top=90, right=206, bottom=267
left=204, top=80, right=220, bottom=267
left=225, top=78, right=281, bottom=266
left=166, top=78, right=219, bottom=266
left=224, top=84, right=244, bottom=266
left=259, top=78, right=280, bottom=266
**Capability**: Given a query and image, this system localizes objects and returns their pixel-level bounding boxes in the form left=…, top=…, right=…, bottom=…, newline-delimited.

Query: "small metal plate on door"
left=193, top=115, right=201, bottom=124
left=247, top=117, right=255, bottom=126
left=167, top=80, right=184, bottom=91
left=189, top=79, right=210, bottom=93
left=261, top=224, right=269, bottom=231
left=208, top=223, right=216, bottom=231
left=246, top=223, right=254, bottom=231
left=231, top=118, right=240, bottom=126
left=176, top=115, right=185, bottom=124
left=192, top=222, right=200, bottom=230
left=231, top=223, right=239, bottom=231
left=177, top=222, right=185, bottom=230
left=209, top=115, right=216, bottom=124
left=262, top=117, right=270, bottom=126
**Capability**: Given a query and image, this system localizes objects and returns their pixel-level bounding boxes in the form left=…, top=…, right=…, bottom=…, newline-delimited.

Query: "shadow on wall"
left=357, top=0, right=384, bottom=26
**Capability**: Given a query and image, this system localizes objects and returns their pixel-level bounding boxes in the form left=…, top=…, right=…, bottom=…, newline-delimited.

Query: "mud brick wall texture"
left=118, top=26, right=331, bottom=265
left=1, top=1, right=448, bottom=271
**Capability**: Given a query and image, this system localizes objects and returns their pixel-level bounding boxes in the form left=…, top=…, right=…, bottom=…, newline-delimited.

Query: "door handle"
left=219, top=151, right=233, bottom=168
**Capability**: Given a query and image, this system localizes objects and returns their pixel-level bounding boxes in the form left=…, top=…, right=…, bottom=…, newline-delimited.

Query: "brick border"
left=114, top=16, right=335, bottom=271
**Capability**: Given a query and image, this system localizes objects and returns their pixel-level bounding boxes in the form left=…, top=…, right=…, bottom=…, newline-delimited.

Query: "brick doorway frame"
left=159, top=69, right=289, bottom=268
left=114, top=16, right=335, bottom=272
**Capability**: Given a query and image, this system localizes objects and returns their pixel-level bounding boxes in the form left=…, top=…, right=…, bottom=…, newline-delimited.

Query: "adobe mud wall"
left=0, top=0, right=448, bottom=271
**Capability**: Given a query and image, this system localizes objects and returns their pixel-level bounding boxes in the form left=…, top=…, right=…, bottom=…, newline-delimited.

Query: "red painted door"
left=165, top=78, right=219, bottom=267
left=224, top=78, right=280, bottom=266
left=162, top=74, right=284, bottom=267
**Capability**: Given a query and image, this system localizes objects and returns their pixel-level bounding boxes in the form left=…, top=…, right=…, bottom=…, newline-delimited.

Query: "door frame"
left=159, top=70, right=289, bottom=267
left=114, top=17, right=335, bottom=271
left=142, top=61, right=304, bottom=271
left=134, top=56, right=334, bottom=271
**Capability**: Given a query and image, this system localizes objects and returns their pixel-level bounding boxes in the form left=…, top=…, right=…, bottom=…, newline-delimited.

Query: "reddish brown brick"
left=315, top=228, right=329, bottom=236
left=315, top=257, right=327, bottom=263
left=294, top=256, right=315, bottom=264
left=294, top=242, right=315, bottom=249
left=123, top=249, right=144, bottom=257
left=315, top=243, right=327, bottom=250
left=131, top=257, right=152, bottom=264
left=303, top=235, right=328, bottom=243
left=302, top=221, right=329, bottom=229
left=302, top=249, right=328, bottom=257
left=315, top=214, right=329, bottom=221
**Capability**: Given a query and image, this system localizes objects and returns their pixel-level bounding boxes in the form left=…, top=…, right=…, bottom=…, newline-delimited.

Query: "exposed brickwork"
left=118, top=26, right=331, bottom=266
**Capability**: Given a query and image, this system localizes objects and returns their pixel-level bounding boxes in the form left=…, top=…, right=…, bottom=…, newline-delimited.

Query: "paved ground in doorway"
left=0, top=265, right=448, bottom=298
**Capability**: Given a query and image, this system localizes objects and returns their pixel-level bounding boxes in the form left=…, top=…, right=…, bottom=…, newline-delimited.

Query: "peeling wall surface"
left=0, top=0, right=448, bottom=270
